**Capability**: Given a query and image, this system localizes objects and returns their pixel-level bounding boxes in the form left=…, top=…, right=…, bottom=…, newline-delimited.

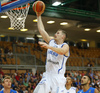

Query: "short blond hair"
left=2, top=76, right=12, bottom=83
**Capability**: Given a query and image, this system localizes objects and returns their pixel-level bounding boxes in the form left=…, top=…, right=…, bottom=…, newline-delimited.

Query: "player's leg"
left=33, top=84, right=45, bottom=93
left=51, top=76, right=66, bottom=93
left=51, top=86, right=65, bottom=93
left=33, top=73, right=50, bottom=93
left=33, top=81, right=50, bottom=93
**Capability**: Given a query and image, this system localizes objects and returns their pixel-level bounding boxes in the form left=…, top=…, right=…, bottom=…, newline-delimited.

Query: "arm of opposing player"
left=37, top=15, right=51, bottom=43
left=94, top=89, right=99, bottom=93
left=39, top=42, right=69, bottom=55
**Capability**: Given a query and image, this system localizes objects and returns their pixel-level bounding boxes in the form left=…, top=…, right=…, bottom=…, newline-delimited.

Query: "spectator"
left=7, top=50, right=13, bottom=58
left=17, top=87, right=23, bottom=93
left=24, top=70, right=30, bottom=82
left=72, top=79, right=77, bottom=87
left=11, top=74, right=15, bottom=83
left=77, top=71, right=81, bottom=80
left=70, top=70, right=74, bottom=77
left=4, top=46, right=9, bottom=54
left=17, top=40, right=23, bottom=46
left=34, top=34, right=42, bottom=51
left=15, top=72, right=20, bottom=81
left=0, top=79, right=3, bottom=90
left=31, top=72, right=36, bottom=79
left=90, top=70, right=94, bottom=79
left=24, top=70, right=30, bottom=76
left=27, top=82, right=32, bottom=90
left=81, top=71, right=85, bottom=77
left=87, top=61, right=93, bottom=67
left=18, top=78, right=23, bottom=86
left=0, top=68, right=4, bottom=76
left=13, top=82, right=18, bottom=90
left=92, top=79, right=96, bottom=87
left=22, top=86, right=27, bottom=93
left=11, top=79, right=16, bottom=88
left=1, top=48, right=6, bottom=62
left=14, top=70, right=18, bottom=76
left=34, top=34, right=39, bottom=44
left=32, top=82, right=36, bottom=90
left=23, top=78, right=28, bottom=87
left=75, top=79, right=81, bottom=86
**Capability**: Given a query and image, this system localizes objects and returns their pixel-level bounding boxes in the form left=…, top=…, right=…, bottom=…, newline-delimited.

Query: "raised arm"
left=37, top=13, right=51, bottom=43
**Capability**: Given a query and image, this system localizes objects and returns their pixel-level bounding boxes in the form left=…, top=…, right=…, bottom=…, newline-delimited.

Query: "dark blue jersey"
left=0, top=89, right=17, bottom=93
left=77, top=87, right=95, bottom=93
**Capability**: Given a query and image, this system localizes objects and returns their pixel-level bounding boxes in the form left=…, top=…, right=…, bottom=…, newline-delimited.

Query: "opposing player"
left=77, top=75, right=99, bottom=93
left=33, top=12, right=70, bottom=93
left=64, top=76, right=78, bottom=93
left=0, top=76, right=18, bottom=93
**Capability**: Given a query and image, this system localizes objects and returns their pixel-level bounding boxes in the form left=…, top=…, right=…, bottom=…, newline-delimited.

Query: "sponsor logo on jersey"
left=48, top=59, right=59, bottom=64
left=48, top=50, right=58, bottom=57
left=89, top=90, right=91, bottom=93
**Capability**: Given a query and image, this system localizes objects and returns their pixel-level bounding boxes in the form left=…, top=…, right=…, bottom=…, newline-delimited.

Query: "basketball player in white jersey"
left=33, top=12, right=70, bottom=93
left=64, top=76, right=78, bottom=93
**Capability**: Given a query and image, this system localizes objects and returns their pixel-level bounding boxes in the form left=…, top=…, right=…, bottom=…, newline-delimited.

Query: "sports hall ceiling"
left=0, top=0, right=100, bottom=43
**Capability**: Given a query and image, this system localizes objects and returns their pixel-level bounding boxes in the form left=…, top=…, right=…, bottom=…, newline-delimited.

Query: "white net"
left=5, top=4, right=30, bottom=30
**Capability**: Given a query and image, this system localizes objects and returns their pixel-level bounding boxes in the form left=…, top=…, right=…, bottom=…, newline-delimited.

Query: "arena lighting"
left=84, top=28, right=91, bottom=31
left=37, top=35, right=42, bottom=37
left=1, top=15, right=8, bottom=18
left=52, top=1, right=61, bottom=6
left=26, top=37, right=34, bottom=40
left=96, top=30, right=100, bottom=32
left=33, top=19, right=37, bottom=22
left=81, top=39, right=87, bottom=41
left=20, top=29, right=28, bottom=32
left=47, top=21, right=55, bottom=24
left=60, top=22, right=68, bottom=25
left=0, top=35, right=5, bottom=37
left=8, top=27, right=14, bottom=30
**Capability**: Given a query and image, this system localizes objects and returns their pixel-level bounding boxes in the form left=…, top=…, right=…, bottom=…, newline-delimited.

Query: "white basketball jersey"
left=46, top=39, right=70, bottom=75
left=65, top=87, right=77, bottom=93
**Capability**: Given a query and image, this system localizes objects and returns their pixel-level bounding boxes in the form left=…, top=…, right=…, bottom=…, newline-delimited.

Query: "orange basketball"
left=33, top=1, right=45, bottom=13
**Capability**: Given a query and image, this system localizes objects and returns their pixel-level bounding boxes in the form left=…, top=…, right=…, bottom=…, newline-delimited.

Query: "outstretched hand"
left=36, top=12, right=44, bottom=17
left=36, top=12, right=41, bottom=17
left=38, top=41, right=50, bottom=49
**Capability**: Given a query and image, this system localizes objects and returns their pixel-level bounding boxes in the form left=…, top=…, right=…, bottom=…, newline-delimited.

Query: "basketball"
left=33, top=1, right=45, bottom=14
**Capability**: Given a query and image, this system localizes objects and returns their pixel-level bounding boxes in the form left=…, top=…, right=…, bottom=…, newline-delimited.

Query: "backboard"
left=0, top=0, right=35, bottom=13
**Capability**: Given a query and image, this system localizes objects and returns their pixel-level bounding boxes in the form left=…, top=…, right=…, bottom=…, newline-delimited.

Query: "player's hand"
left=38, top=41, right=50, bottom=49
left=36, top=12, right=43, bottom=17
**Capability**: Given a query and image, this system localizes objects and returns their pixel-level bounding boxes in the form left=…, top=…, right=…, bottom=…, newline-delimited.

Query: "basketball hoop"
left=5, top=3, right=30, bottom=30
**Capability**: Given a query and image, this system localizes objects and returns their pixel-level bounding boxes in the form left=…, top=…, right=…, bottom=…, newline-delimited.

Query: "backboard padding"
left=0, top=0, right=35, bottom=13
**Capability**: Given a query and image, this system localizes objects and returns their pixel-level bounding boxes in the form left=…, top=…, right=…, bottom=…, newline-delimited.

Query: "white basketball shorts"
left=33, top=72, right=66, bottom=93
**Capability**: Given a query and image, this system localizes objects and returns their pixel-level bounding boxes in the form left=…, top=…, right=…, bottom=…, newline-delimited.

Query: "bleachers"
left=0, top=41, right=100, bottom=67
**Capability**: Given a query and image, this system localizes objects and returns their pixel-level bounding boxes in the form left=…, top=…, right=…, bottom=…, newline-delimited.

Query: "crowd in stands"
left=0, top=68, right=100, bottom=93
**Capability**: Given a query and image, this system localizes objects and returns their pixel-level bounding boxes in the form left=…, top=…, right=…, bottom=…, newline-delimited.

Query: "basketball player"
left=0, top=76, right=18, bottom=93
left=77, top=75, right=99, bottom=93
left=64, top=76, right=78, bottom=93
left=33, top=13, right=70, bottom=93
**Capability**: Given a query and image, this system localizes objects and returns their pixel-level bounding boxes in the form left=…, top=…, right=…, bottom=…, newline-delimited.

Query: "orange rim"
left=13, top=3, right=30, bottom=10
